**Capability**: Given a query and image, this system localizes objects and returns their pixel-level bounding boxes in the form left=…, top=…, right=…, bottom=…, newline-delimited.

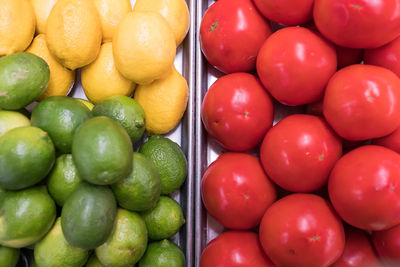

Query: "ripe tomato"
left=200, top=231, right=276, bottom=267
left=256, top=27, right=337, bottom=106
left=201, top=152, right=276, bottom=229
left=329, top=145, right=400, bottom=231
left=323, top=64, right=400, bottom=140
left=201, top=73, right=274, bottom=151
left=314, top=0, right=400, bottom=49
left=372, top=224, right=400, bottom=263
left=200, top=0, right=272, bottom=73
left=252, top=0, right=314, bottom=26
left=331, top=227, right=380, bottom=267
left=260, top=114, right=342, bottom=193
left=373, top=127, right=400, bottom=154
left=259, top=193, right=345, bottom=267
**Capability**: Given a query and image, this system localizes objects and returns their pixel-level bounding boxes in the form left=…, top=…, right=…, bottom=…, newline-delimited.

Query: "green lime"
left=0, top=245, right=20, bottom=267
left=72, top=116, right=133, bottom=185
left=0, top=110, right=30, bottom=137
left=0, top=126, right=55, bottom=190
left=85, top=255, right=104, bottom=267
left=141, top=196, right=185, bottom=240
left=111, top=152, right=161, bottom=212
left=138, top=240, right=185, bottom=267
left=92, top=95, right=145, bottom=143
left=76, top=98, right=94, bottom=110
left=34, top=218, right=88, bottom=267
left=139, top=135, right=187, bottom=194
left=0, top=186, right=56, bottom=248
left=95, top=209, right=148, bottom=267
left=0, top=187, right=5, bottom=200
left=0, top=52, right=50, bottom=110
left=47, top=154, right=84, bottom=206
left=31, top=96, right=92, bottom=153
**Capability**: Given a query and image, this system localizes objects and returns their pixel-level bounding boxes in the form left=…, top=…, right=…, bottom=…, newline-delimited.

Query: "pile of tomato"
left=199, top=0, right=400, bottom=266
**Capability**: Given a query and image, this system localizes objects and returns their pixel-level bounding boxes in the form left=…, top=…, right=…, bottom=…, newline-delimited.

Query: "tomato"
left=335, top=46, right=363, bottom=69
left=256, top=27, right=337, bottom=106
left=201, top=152, right=276, bottom=229
left=200, top=0, right=272, bottom=74
left=323, top=64, right=400, bottom=140
left=260, top=114, right=342, bottom=193
left=200, top=231, right=276, bottom=267
left=331, top=227, right=380, bottom=267
left=201, top=73, right=274, bottom=151
left=252, top=0, right=314, bottom=26
left=372, top=224, right=400, bottom=264
left=314, top=0, right=400, bottom=49
left=329, top=145, right=400, bottom=231
left=373, top=127, right=400, bottom=154
left=259, top=193, right=345, bottom=267
left=364, top=36, right=400, bottom=77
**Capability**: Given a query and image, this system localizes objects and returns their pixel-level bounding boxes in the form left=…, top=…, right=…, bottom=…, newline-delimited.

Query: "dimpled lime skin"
left=0, top=186, right=56, bottom=248
left=0, top=245, right=20, bottom=267
left=138, top=240, right=185, bottom=267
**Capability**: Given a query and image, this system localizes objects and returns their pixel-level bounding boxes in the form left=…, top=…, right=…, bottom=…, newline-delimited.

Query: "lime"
left=85, top=254, right=104, bottom=267
left=76, top=98, right=94, bottom=110
left=31, top=96, right=92, bottom=153
left=0, top=245, right=20, bottom=267
left=0, top=186, right=56, bottom=248
left=0, top=110, right=30, bottom=137
left=47, top=154, right=84, bottom=206
left=34, top=218, right=88, bottom=267
left=139, top=135, right=187, bottom=194
left=111, top=152, right=161, bottom=212
left=92, top=95, right=145, bottom=143
left=138, top=240, right=185, bottom=267
left=141, top=196, right=185, bottom=240
left=95, top=209, right=148, bottom=267
left=0, top=126, right=55, bottom=190
left=72, top=116, right=133, bottom=185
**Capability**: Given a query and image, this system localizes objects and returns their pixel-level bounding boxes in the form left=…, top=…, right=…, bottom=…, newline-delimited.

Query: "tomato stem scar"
left=210, top=20, right=218, bottom=32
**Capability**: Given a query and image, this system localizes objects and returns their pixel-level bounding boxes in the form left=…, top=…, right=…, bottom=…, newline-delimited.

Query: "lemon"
left=76, top=99, right=94, bottom=110
left=93, top=0, right=132, bottom=43
left=30, top=0, right=57, bottom=34
left=133, top=0, right=190, bottom=46
left=82, top=42, right=135, bottom=104
left=46, top=0, right=102, bottom=70
left=26, top=34, right=75, bottom=101
left=113, top=12, right=176, bottom=85
left=0, top=0, right=35, bottom=56
left=134, top=68, right=188, bottom=135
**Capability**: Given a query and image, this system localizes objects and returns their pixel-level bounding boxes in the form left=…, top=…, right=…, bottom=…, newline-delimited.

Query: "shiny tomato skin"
left=323, top=64, right=400, bottom=141
left=331, top=227, right=380, bottom=267
left=314, top=0, right=400, bottom=49
left=372, top=224, right=400, bottom=263
left=256, top=27, right=337, bottom=106
left=373, top=127, right=400, bottom=154
left=260, top=114, right=342, bottom=193
left=328, top=145, right=400, bottom=231
left=200, top=231, right=276, bottom=267
left=201, top=73, right=274, bottom=151
left=200, top=0, right=272, bottom=74
left=252, top=0, right=313, bottom=26
left=201, top=152, right=276, bottom=230
left=259, top=193, right=345, bottom=267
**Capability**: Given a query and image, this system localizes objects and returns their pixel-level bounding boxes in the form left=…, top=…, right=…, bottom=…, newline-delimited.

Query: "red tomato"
left=256, top=27, right=337, bottom=106
left=252, top=0, right=313, bottom=26
left=201, top=152, right=276, bottom=229
left=201, top=73, right=274, bottom=151
left=364, top=36, right=400, bottom=77
left=200, top=231, right=276, bottom=267
left=323, top=64, right=400, bottom=140
left=313, top=0, right=400, bottom=49
left=372, top=224, right=400, bottom=263
left=335, top=46, right=363, bottom=69
left=328, top=145, right=400, bottom=231
left=200, top=0, right=272, bottom=73
left=259, top=193, right=345, bottom=267
left=260, top=114, right=342, bottom=193
left=331, top=227, right=380, bottom=267
left=373, top=127, right=400, bottom=154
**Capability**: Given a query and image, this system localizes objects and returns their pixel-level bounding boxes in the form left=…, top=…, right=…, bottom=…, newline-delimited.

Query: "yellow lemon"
left=26, top=34, right=75, bottom=101
left=46, top=0, right=102, bottom=70
left=93, top=0, right=132, bottom=43
left=113, top=12, right=176, bottom=85
left=133, top=0, right=190, bottom=46
left=76, top=98, right=94, bottom=110
left=30, top=0, right=58, bottom=34
left=81, top=42, right=135, bottom=104
left=0, top=0, right=35, bottom=56
left=134, top=68, right=188, bottom=135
